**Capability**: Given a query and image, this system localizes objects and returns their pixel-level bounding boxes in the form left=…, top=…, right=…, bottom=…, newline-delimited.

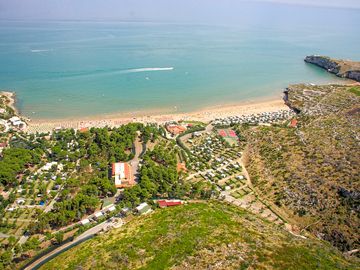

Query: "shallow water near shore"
left=0, top=5, right=359, bottom=119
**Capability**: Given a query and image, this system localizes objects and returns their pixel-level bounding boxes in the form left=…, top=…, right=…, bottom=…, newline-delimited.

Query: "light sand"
left=26, top=97, right=288, bottom=133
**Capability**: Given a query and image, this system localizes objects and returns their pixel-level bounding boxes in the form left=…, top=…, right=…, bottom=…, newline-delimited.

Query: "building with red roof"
left=289, top=119, right=298, bottom=128
left=112, top=162, right=134, bottom=188
left=177, top=163, right=187, bottom=173
left=157, top=200, right=183, bottom=208
left=166, top=125, right=187, bottom=136
left=78, top=127, right=89, bottom=133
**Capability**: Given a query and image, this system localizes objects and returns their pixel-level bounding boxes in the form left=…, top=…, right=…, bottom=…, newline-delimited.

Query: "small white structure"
left=41, top=162, right=58, bottom=171
left=94, top=211, right=103, bottom=219
left=225, top=186, right=231, bottom=191
left=9, top=116, right=26, bottom=129
left=107, top=205, right=116, bottom=212
left=121, top=207, right=130, bottom=213
left=136, top=202, right=152, bottom=215
left=80, top=218, right=90, bottom=225
left=9, top=116, right=20, bottom=124
left=16, top=198, right=25, bottom=204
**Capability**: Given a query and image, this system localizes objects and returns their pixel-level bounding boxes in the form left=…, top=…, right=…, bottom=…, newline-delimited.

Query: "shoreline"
left=9, top=81, right=359, bottom=134
left=26, top=95, right=288, bottom=133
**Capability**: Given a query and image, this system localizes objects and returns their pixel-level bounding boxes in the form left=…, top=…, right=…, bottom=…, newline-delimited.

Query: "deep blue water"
left=0, top=6, right=359, bottom=119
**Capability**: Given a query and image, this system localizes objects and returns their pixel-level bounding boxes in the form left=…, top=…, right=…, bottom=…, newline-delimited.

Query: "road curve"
left=23, top=220, right=112, bottom=270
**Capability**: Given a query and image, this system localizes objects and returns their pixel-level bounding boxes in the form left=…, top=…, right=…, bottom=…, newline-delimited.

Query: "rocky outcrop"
left=345, top=70, right=360, bottom=82
left=305, top=55, right=360, bottom=82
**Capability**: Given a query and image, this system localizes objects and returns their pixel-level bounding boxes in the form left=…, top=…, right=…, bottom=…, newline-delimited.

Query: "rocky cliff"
left=305, top=55, right=360, bottom=82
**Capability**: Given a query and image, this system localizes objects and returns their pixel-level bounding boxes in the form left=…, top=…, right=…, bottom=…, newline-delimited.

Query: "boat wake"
left=31, top=49, right=52, bottom=53
left=121, top=67, right=174, bottom=73
left=47, top=67, right=175, bottom=80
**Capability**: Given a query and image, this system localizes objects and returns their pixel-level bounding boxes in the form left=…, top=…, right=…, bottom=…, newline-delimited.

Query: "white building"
left=136, top=202, right=152, bottom=215
left=112, top=162, right=133, bottom=188
left=9, top=116, right=26, bottom=129
left=94, top=211, right=103, bottom=219
left=80, top=219, right=90, bottom=225
left=107, top=205, right=116, bottom=212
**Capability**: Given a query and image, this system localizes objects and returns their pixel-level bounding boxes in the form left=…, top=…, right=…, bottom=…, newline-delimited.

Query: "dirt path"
left=220, top=158, right=285, bottom=225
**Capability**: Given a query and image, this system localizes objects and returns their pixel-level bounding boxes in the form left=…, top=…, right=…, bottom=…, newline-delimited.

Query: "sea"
left=0, top=4, right=359, bottom=119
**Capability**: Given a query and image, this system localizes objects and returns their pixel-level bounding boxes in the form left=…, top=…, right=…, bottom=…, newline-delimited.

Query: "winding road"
left=23, top=219, right=119, bottom=270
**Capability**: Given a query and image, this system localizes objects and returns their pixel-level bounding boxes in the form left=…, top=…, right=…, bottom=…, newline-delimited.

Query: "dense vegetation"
left=28, top=124, right=149, bottom=232
left=121, top=142, right=215, bottom=208
left=241, top=84, right=360, bottom=252
left=4, top=123, right=210, bottom=234
left=40, top=202, right=357, bottom=270
left=0, top=148, right=41, bottom=187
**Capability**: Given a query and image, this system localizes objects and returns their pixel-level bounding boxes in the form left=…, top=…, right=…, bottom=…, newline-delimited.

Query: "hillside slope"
left=243, top=84, right=360, bottom=252
left=40, top=202, right=356, bottom=270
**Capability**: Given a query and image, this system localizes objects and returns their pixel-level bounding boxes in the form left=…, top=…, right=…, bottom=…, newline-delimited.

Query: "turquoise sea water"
left=0, top=7, right=360, bottom=119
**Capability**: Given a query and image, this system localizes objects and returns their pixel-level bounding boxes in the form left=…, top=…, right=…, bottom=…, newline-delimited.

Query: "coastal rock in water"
left=304, top=55, right=360, bottom=82
left=305, top=55, right=340, bottom=74
left=345, top=70, right=360, bottom=82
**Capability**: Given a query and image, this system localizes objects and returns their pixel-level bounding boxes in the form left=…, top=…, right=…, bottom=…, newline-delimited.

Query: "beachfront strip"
left=25, top=106, right=293, bottom=134
left=213, top=109, right=295, bottom=126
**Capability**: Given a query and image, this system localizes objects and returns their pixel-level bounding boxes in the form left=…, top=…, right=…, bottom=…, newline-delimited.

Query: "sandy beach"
left=26, top=96, right=288, bottom=133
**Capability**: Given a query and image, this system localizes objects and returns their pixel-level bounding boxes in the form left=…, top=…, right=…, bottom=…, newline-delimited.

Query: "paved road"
left=15, top=205, right=44, bottom=209
left=130, top=131, right=143, bottom=182
left=24, top=219, right=119, bottom=270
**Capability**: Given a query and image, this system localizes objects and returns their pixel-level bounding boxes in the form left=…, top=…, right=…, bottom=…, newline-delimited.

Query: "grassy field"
left=40, top=202, right=357, bottom=270
left=348, top=86, right=360, bottom=96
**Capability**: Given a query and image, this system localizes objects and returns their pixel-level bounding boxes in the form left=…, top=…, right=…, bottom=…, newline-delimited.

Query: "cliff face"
left=346, top=70, right=360, bottom=82
left=305, top=55, right=360, bottom=82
